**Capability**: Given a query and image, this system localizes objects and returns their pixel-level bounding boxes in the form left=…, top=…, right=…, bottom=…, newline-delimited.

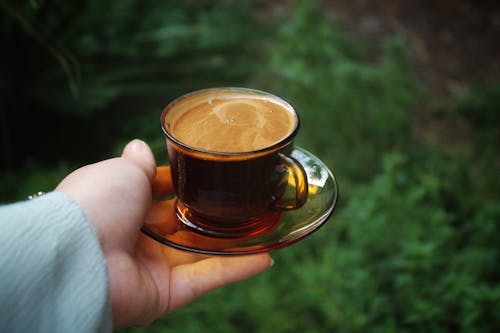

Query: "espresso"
left=163, top=89, right=297, bottom=152
left=161, top=88, right=307, bottom=232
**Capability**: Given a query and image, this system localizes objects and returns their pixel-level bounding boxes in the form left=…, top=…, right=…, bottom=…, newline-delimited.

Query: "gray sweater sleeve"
left=0, top=192, right=112, bottom=333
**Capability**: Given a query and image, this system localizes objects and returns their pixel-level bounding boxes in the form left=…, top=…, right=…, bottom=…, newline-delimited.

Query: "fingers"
left=122, top=139, right=157, bottom=182
left=143, top=199, right=178, bottom=236
left=167, top=253, right=272, bottom=312
left=152, top=166, right=174, bottom=199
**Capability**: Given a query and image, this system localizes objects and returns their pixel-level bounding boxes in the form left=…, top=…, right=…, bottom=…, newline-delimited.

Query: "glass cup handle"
left=272, top=153, right=308, bottom=211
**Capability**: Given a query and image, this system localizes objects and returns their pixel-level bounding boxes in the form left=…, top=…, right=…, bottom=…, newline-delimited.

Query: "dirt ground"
left=324, top=0, right=500, bottom=147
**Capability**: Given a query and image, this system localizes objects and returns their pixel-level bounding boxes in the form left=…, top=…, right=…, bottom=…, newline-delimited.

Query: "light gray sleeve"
left=0, top=192, right=112, bottom=333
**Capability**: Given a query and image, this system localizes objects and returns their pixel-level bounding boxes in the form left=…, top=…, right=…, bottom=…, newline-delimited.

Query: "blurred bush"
left=0, top=0, right=266, bottom=201
left=1, top=1, right=499, bottom=332
left=0, top=0, right=264, bottom=181
left=254, top=1, right=418, bottom=189
left=326, top=151, right=499, bottom=332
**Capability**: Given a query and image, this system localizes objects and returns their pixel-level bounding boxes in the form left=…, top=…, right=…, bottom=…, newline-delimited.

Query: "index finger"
left=152, top=166, right=174, bottom=199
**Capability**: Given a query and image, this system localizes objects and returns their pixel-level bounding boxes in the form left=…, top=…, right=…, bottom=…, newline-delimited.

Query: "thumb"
left=167, top=253, right=272, bottom=312
left=121, top=139, right=157, bottom=182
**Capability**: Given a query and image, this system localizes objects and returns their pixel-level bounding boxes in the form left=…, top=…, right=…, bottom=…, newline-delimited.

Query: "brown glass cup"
left=161, top=88, right=308, bottom=237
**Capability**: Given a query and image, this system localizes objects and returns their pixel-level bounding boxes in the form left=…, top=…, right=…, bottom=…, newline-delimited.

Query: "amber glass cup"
left=161, top=88, right=308, bottom=237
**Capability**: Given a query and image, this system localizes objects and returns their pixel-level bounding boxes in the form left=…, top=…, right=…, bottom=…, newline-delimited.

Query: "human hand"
left=55, top=139, right=272, bottom=328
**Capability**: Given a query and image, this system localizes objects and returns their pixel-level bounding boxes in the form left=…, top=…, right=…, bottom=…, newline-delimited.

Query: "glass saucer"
left=142, top=146, right=338, bottom=255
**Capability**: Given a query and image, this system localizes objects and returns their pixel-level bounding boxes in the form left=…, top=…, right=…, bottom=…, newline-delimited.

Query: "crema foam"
left=163, top=90, right=297, bottom=152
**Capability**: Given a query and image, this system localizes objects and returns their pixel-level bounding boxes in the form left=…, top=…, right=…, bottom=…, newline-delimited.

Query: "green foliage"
left=0, top=165, right=69, bottom=203
left=454, top=82, right=500, bottom=129
left=1, top=1, right=499, bottom=332
left=453, top=82, right=500, bottom=151
left=254, top=1, right=418, bottom=184
left=327, top=151, right=500, bottom=332
left=1, top=0, right=261, bottom=115
left=0, top=0, right=266, bottom=171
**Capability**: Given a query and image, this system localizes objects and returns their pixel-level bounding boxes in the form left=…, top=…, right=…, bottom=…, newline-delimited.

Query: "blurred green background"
left=1, top=0, right=499, bottom=332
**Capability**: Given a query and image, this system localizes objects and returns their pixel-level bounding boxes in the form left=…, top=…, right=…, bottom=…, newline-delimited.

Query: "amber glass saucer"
left=142, top=147, right=338, bottom=255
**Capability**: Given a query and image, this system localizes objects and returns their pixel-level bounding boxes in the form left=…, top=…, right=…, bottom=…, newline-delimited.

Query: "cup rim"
left=160, top=87, right=301, bottom=157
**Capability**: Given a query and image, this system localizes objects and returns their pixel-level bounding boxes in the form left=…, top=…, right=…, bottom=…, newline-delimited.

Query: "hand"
left=55, top=139, right=272, bottom=328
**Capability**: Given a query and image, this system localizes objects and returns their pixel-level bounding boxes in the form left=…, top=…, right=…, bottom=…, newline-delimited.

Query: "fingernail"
left=269, top=256, right=274, bottom=267
left=128, top=139, right=146, bottom=153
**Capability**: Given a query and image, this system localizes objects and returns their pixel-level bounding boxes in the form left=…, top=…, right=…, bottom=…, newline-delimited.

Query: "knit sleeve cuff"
left=0, top=192, right=112, bottom=332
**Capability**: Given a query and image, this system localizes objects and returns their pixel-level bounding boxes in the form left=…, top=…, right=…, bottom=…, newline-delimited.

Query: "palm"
left=78, top=145, right=270, bottom=329
left=56, top=141, right=271, bottom=328
left=111, top=201, right=270, bottom=328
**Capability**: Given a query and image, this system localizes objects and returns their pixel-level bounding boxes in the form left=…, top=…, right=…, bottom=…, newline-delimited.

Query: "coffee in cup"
left=161, top=87, right=308, bottom=237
